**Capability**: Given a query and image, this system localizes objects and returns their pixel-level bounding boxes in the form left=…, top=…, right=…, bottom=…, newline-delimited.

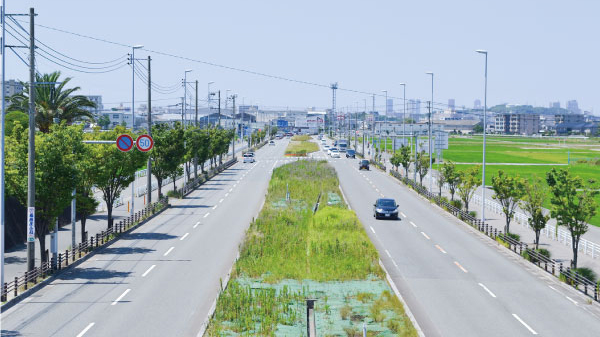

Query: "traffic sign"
left=136, top=134, right=154, bottom=152
left=116, top=134, right=134, bottom=152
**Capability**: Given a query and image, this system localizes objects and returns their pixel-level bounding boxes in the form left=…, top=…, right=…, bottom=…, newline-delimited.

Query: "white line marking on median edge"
left=454, top=261, right=468, bottom=273
left=435, top=245, right=447, bottom=254
left=164, top=247, right=174, bottom=256
left=219, top=198, right=224, bottom=203
left=204, top=213, right=210, bottom=218
left=421, top=232, right=430, bottom=240
left=410, top=221, right=417, bottom=227
left=180, top=233, right=189, bottom=241
left=478, top=283, right=497, bottom=298
left=111, top=289, right=131, bottom=305
left=400, top=212, right=407, bottom=218
left=512, top=314, right=538, bottom=335
left=76, top=323, right=95, bottom=337
left=142, top=265, right=156, bottom=277
left=212, top=205, right=217, bottom=210
left=385, top=250, right=391, bottom=258
left=566, top=296, right=578, bottom=305
left=370, top=226, right=376, bottom=234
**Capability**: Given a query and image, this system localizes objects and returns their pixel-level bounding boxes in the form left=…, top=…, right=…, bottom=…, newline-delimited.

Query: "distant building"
left=549, top=101, right=560, bottom=109
left=448, top=99, right=455, bottom=111
left=84, top=95, right=103, bottom=116
left=386, top=98, right=393, bottom=116
left=555, top=114, right=584, bottom=124
left=3, top=79, right=24, bottom=105
left=556, top=122, right=598, bottom=135
left=494, top=113, right=540, bottom=135
left=566, top=100, right=580, bottom=114
left=408, top=99, right=421, bottom=120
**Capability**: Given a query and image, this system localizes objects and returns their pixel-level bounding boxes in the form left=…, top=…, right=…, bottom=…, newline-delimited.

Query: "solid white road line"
left=180, top=233, right=190, bottom=241
left=421, top=232, right=430, bottom=240
left=370, top=226, right=376, bottom=234
left=219, top=198, right=224, bottom=203
left=76, top=323, right=95, bottom=337
left=566, top=296, right=578, bottom=305
left=204, top=213, right=210, bottom=218
left=400, top=212, right=407, bottom=218
left=193, top=222, right=200, bottom=229
left=212, top=205, right=217, bottom=210
left=111, top=289, right=131, bottom=306
left=164, top=247, right=175, bottom=256
left=478, top=283, right=497, bottom=298
left=454, top=261, right=468, bottom=273
left=142, top=265, right=156, bottom=277
left=512, top=314, right=538, bottom=335
left=435, top=245, right=447, bottom=254
left=410, top=221, right=417, bottom=228
left=385, top=249, right=391, bottom=258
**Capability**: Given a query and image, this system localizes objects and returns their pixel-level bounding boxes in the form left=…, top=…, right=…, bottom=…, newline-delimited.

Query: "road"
left=1, top=140, right=284, bottom=337
left=318, top=139, right=600, bottom=337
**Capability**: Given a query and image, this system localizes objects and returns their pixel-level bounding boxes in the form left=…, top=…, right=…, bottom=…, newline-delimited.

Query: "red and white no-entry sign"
left=116, top=134, right=134, bottom=152
left=136, top=134, right=154, bottom=152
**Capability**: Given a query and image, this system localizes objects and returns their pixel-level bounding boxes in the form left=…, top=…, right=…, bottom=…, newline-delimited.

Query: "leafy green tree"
left=415, top=151, right=433, bottom=186
left=473, top=122, right=483, bottom=133
left=6, top=123, right=81, bottom=264
left=8, top=71, right=96, bottom=133
left=88, top=126, right=147, bottom=229
left=5, top=111, right=28, bottom=137
left=97, top=115, right=110, bottom=130
left=269, top=126, right=278, bottom=137
left=74, top=140, right=100, bottom=242
left=436, top=170, right=446, bottom=198
left=546, top=168, right=598, bottom=268
left=520, top=177, right=550, bottom=249
left=398, top=145, right=411, bottom=177
left=389, top=152, right=401, bottom=171
left=491, top=170, right=526, bottom=234
left=151, top=123, right=184, bottom=197
left=457, top=166, right=480, bottom=212
left=441, top=161, right=460, bottom=201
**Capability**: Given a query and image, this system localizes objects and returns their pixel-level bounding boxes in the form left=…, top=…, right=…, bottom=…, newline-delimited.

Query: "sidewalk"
left=3, top=141, right=247, bottom=281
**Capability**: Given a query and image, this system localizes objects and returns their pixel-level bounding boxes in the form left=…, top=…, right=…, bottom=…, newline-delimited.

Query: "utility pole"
left=195, top=80, right=198, bottom=126
left=232, top=94, right=236, bottom=158
left=26, top=7, right=35, bottom=271
left=146, top=56, right=152, bottom=204
left=1, top=0, right=7, bottom=292
left=428, top=101, right=432, bottom=193
left=218, top=90, right=221, bottom=127
left=330, top=83, right=337, bottom=138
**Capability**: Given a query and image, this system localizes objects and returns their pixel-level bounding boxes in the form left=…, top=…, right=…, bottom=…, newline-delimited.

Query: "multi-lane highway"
left=1, top=140, right=287, bottom=337
left=4, top=136, right=600, bottom=337
left=319, top=139, right=600, bottom=337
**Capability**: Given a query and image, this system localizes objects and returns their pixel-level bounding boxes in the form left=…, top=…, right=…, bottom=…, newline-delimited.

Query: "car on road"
left=323, top=145, right=330, bottom=152
left=330, top=149, right=340, bottom=158
left=243, top=153, right=255, bottom=163
left=373, top=198, right=399, bottom=220
left=269, top=140, right=275, bottom=146
left=247, top=152, right=255, bottom=157
left=321, top=139, right=326, bottom=144
left=359, top=159, right=369, bottom=170
left=346, top=149, right=355, bottom=158
left=328, top=147, right=338, bottom=156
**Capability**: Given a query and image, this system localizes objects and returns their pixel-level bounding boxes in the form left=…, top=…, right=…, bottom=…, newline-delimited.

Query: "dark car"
left=373, top=198, right=399, bottom=220
left=346, top=149, right=356, bottom=158
left=359, top=159, right=369, bottom=170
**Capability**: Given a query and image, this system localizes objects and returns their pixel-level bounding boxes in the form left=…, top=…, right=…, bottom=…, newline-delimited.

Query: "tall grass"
left=285, top=140, right=319, bottom=156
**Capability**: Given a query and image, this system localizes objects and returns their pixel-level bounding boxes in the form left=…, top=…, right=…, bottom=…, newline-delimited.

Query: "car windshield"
left=377, top=199, right=396, bottom=207
left=244, top=154, right=251, bottom=157
left=347, top=150, right=355, bottom=154
left=361, top=160, right=369, bottom=164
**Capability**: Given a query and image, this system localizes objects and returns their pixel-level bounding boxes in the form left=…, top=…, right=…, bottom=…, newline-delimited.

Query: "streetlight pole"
left=207, top=81, right=214, bottom=127
left=1, top=0, right=7, bottom=288
left=477, top=50, right=488, bottom=224
left=130, top=44, right=143, bottom=218
left=183, top=69, right=192, bottom=127
left=426, top=72, right=434, bottom=193
left=382, top=90, right=387, bottom=155
left=400, top=83, right=406, bottom=149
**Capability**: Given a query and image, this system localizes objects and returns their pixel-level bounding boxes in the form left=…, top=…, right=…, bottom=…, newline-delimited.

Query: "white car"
left=328, top=147, right=338, bottom=156
left=321, top=139, right=326, bottom=144
left=330, top=149, right=340, bottom=158
left=323, top=145, right=330, bottom=152
left=269, top=140, right=275, bottom=146
left=243, top=153, right=255, bottom=163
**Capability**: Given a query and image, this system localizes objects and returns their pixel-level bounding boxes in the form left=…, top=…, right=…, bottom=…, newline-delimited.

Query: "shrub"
left=356, top=292, right=374, bottom=303
left=450, top=199, right=462, bottom=210
left=506, top=232, right=521, bottom=242
left=439, top=196, right=449, bottom=204
left=343, top=326, right=360, bottom=337
left=469, top=211, right=477, bottom=218
left=496, top=236, right=510, bottom=249
left=537, top=248, right=551, bottom=259
left=369, top=300, right=386, bottom=323
left=387, top=320, right=401, bottom=334
left=574, top=267, right=598, bottom=283
left=167, top=190, right=182, bottom=199
left=340, top=305, right=352, bottom=320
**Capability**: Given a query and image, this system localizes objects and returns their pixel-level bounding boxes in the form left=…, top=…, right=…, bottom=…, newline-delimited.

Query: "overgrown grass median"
left=207, top=160, right=416, bottom=336
left=285, top=138, right=319, bottom=156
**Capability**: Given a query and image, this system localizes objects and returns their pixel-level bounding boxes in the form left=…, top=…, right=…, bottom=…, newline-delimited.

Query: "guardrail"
left=389, top=170, right=600, bottom=304
left=1, top=196, right=169, bottom=304
left=369, top=159, right=386, bottom=172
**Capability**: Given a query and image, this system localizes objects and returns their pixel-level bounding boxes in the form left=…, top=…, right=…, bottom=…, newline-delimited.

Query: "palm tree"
left=8, top=71, right=96, bottom=133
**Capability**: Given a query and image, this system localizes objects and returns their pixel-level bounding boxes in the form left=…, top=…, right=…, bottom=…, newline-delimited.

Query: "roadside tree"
left=457, top=166, right=480, bottom=212
left=520, top=177, right=550, bottom=250
left=491, top=170, right=526, bottom=234
left=152, top=123, right=185, bottom=197
left=546, top=168, right=598, bottom=269
left=441, top=161, right=460, bottom=201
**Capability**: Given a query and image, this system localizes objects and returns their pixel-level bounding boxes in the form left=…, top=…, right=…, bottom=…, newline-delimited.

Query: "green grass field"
left=438, top=135, right=600, bottom=226
left=285, top=140, right=319, bottom=156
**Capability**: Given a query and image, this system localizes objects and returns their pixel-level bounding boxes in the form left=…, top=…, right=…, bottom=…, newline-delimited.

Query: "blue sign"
left=276, top=119, right=289, bottom=128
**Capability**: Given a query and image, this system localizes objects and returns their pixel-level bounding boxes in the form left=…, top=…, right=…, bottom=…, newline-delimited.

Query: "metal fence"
left=389, top=170, right=600, bottom=303
left=1, top=197, right=169, bottom=303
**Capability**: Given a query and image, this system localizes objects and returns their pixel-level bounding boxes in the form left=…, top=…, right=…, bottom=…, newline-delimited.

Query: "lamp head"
left=476, top=49, right=488, bottom=54
left=426, top=71, right=433, bottom=75
left=185, top=69, right=193, bottom=73
left=133, top=45, right=144, bottom=49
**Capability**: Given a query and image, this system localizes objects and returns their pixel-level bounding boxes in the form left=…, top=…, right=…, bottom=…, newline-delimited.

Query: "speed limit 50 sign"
left=136, top=134, right=154, bottom=152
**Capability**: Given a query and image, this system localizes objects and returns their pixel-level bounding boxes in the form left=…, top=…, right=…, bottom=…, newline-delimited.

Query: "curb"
left=1, top=202, right=170, bottom=312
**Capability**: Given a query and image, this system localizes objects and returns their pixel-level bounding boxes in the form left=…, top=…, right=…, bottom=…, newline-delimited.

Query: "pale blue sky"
left=4, top=0, right=599, bottom=113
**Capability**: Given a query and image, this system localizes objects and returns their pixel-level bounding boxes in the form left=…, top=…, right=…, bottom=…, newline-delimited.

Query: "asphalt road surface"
left=317, top=139, right=600, bottom=337
left=1, top=140, right=286, bottom=337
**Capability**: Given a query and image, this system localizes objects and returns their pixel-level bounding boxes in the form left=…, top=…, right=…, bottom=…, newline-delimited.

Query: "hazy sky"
left=4, top=0, right=599, bottom=113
